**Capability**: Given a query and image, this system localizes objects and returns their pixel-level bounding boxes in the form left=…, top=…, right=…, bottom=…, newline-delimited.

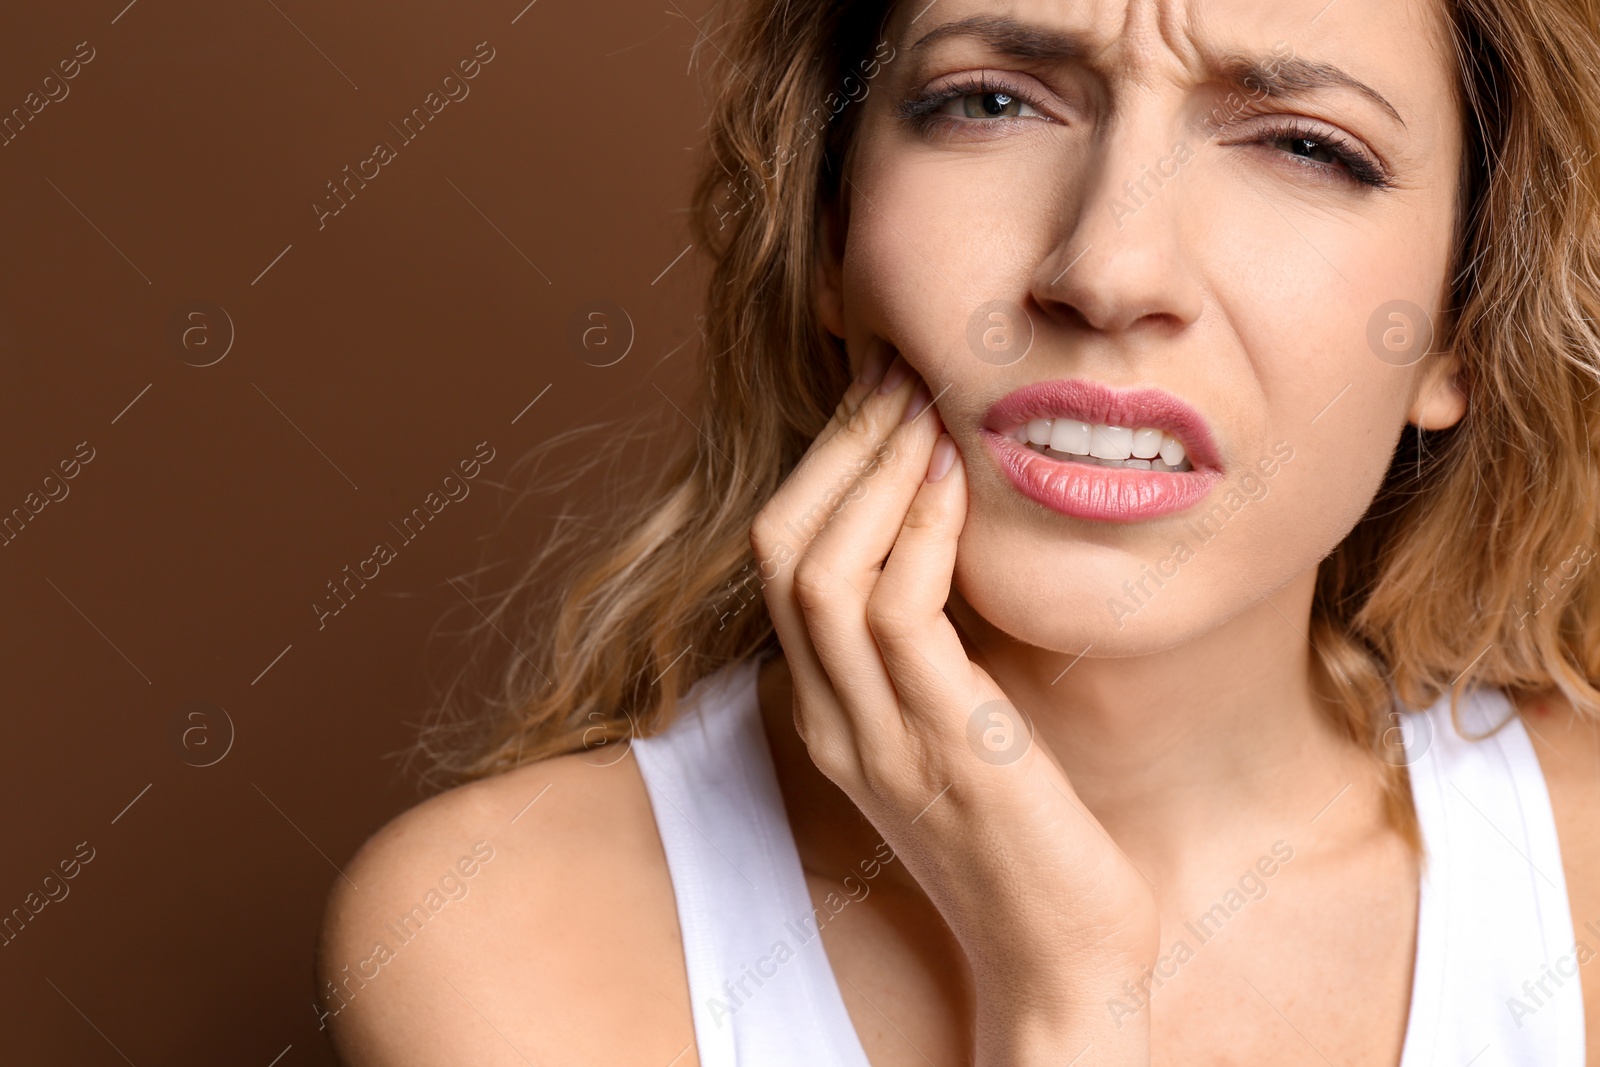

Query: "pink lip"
left=980, top=379, right=1225, bottom=523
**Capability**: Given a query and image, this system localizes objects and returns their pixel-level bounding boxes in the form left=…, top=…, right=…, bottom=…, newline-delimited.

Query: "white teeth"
left=1011, top=417, right=1194, bottom=472
left=1131, top=428, right=1163, bottom=459
left=1090, top=425, right=1134, bottom=459
left=1048, top=418, right=1092, bottom=455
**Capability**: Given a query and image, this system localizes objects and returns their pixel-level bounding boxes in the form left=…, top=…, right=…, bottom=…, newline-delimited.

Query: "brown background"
left=0, top=0, right=710, bottom=1061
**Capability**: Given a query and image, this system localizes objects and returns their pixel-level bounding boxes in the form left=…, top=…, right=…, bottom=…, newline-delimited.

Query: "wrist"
left=973, top=981, right=1151, bottom=1067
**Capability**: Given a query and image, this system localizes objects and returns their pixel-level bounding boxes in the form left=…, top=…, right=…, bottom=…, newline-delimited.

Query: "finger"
left=868, top=431, right=983, bottom=724
left=794, top=377, right=947, bottom=741
left=802, top=375, right=947, bottom=595
left=802, top=335, right=899, bottom=457
left=749, top=339, right=922, bottom=760
left=761, top=346, right=922, bottom=568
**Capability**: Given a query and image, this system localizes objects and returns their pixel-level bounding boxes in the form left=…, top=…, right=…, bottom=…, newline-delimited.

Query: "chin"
left=950, top=486, right=1253, bottom=659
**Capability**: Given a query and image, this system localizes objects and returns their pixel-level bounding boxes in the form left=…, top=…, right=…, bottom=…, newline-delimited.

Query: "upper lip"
left=983, top=378, right=1223, bottom=470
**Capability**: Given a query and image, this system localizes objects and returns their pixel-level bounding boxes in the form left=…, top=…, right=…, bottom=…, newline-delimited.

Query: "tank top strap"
left=1398, top=685, right=1586, bottom=1066
left=632, top=655, right=873, bottom=1067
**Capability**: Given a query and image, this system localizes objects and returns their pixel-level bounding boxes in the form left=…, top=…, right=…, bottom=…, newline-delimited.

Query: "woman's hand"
left=749, top=342, right=1159, bottom=1065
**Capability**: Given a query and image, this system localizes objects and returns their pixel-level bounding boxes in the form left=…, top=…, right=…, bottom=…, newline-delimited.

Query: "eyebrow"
left=911, top=14, right=1101, bottom=61
left=1211, top=52, right=1407, bottom=129
left=909, top=14, right=1406, bottom=129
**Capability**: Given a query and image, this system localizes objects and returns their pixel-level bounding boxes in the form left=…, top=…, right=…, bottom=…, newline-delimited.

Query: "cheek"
left=841, top=123, right=1443, bottom=654
left=841, top=151, right=1063, bottom=376
left=949, top=436, right=1388, bottom=656
left=840, top=195, right=965, bottom=370
left=1200, top=181, right=1440, bottom=563
left=945, top=342, right=1413, bottom=659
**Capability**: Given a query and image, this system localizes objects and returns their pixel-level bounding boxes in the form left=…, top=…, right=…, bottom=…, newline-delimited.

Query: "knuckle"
left=828, top=391, right=858, bottom=429
left=791, top=557, right=838, bottom=613
left=797, top=721, right=856, bottom=781
left=835, top=392, right=882, bottom=447
left=788, top=491, right=841, bottom=547
left=790, top=703, right=817, bottom=748
left=749, top=510, right=778, bottom=558
left=897, top=497, right=951, bottom=535
left=855, top=746, right=909, bottom=805
left=749, top=512, right=798, bottom=577
left=865, top=598, right=918, bottom=646
left=810, top=746, right=855, bottom=784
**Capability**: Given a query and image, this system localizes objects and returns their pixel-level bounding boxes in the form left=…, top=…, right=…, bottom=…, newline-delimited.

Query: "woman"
left=318, top=0, right=1600, bottom=1062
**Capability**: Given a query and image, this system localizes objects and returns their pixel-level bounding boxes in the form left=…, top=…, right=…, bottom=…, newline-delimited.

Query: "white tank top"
left=632, top=655, right=1587, bottom=1065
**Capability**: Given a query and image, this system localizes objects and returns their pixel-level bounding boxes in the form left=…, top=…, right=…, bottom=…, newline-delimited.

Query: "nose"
left=1029, top=113, right=1205, bottom=336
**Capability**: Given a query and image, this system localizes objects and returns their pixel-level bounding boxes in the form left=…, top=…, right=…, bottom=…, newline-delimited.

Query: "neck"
left=758, top=565, right=1392, bottom=900
left=949, top=566, right=1377, bottom=886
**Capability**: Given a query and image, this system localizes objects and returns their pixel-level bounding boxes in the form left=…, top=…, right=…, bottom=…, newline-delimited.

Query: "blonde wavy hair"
left=415, top=0, right=1600, bottom=848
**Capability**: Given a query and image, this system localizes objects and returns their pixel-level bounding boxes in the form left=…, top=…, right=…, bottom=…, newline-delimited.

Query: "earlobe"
left=814, top=197, right=847, bottom=339
left=1409, top=350, right=1469, bottom=431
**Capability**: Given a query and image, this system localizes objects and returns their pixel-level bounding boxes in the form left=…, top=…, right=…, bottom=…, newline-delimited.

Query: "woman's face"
left=822, top=0, right=1468, bottom=656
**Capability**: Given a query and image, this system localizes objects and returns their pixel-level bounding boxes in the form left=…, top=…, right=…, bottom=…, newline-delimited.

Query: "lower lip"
left=980, top=430, right=1223, bottom=523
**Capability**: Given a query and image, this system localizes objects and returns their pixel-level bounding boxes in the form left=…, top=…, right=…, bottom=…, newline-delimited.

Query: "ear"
left=1408, top=349, right=1468, bottom=430
left=814, top=194, right=847, bottom=340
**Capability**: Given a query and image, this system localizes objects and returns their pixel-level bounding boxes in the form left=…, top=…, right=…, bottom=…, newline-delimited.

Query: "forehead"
left=884, top=0, right=1458, bottom=116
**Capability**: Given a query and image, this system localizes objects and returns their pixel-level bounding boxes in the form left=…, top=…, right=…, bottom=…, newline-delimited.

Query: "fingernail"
left=926, top=434, right=958, bottom=483
left=877, top=354, right=911, bottom=395
left=901, top=380, right=932, bottom=423
left=856, top=343, right=890, bottom=387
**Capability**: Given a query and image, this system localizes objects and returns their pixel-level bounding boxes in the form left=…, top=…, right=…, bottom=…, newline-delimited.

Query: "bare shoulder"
left=316, top=747, right=697, bottom=1066
left=1515, top=689, right=1600, bottom=1055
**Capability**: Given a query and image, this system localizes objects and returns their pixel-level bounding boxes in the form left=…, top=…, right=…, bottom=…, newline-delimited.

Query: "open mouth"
left=1005, top=418, right=1194, bottom=473
left=981, top=377, right=1221, bottom=522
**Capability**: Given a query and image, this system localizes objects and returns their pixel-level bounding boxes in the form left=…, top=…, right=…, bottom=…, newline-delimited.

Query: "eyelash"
left=898, top=73, right=1044, bottom=128
left=1243, top=116, right=1392, bottom=189
left=898, top=75, right=1393, bottom=190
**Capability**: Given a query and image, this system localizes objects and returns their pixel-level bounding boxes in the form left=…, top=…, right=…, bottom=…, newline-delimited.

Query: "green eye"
left=908, top=84, right=1048, bottom=126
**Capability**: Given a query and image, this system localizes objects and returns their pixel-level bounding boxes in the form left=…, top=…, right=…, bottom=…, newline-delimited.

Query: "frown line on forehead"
left=906, top=12, right=1407, bottom=128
